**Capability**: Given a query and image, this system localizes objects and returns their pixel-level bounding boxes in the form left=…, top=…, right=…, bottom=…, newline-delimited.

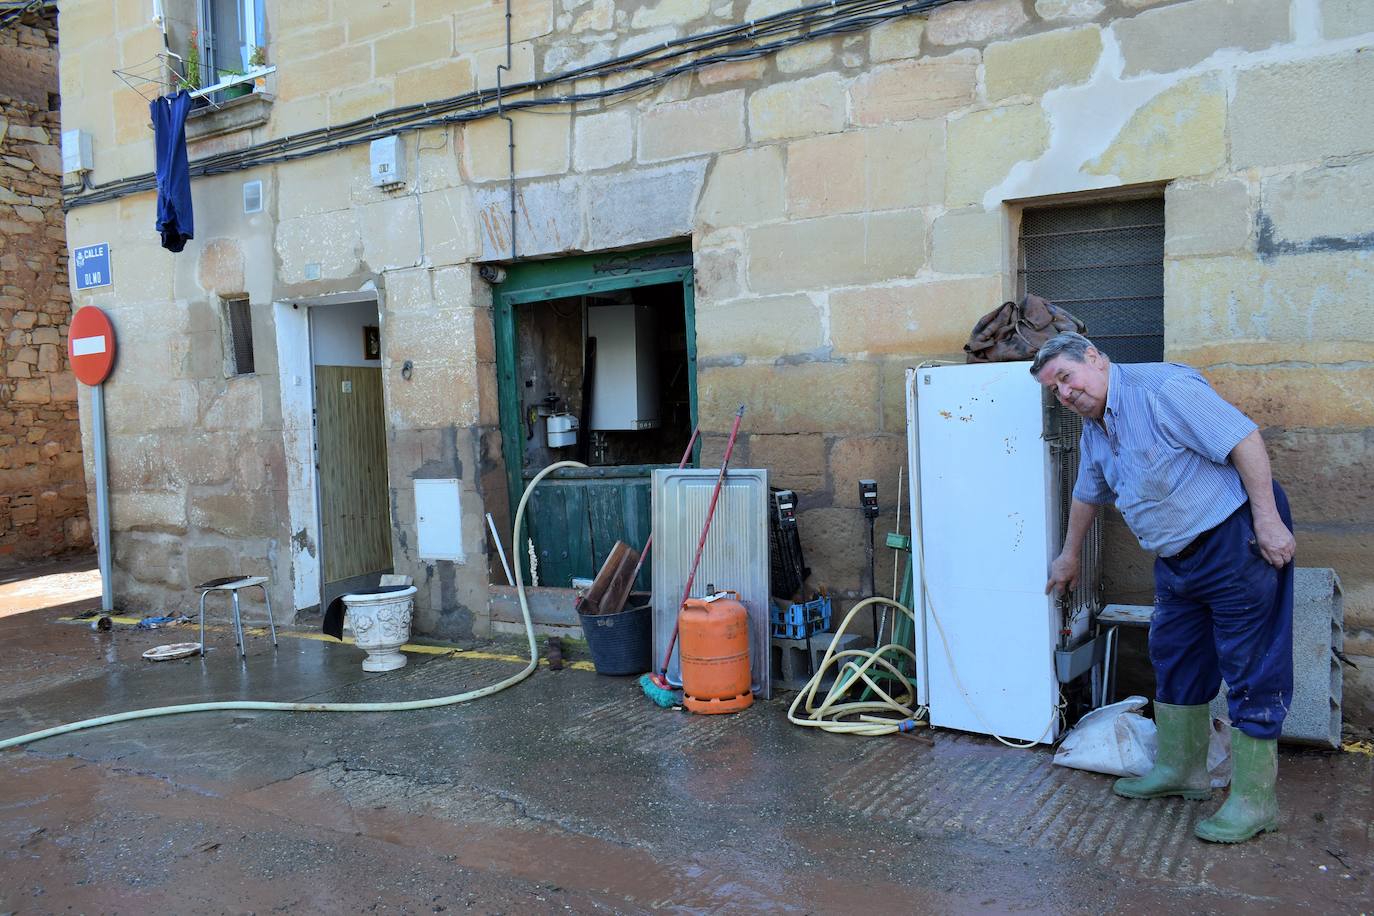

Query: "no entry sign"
left=69, top=306, right=117, bottom=386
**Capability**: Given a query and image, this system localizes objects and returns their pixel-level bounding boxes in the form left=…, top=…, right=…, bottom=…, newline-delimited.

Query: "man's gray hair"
left=1029, top=332, right=1098, bottom=376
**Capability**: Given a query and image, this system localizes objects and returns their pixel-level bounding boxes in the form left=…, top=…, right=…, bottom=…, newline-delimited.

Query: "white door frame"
left=273, top=286, right=379, bottom=613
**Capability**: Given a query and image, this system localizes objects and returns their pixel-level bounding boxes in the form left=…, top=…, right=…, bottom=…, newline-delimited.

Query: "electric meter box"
left=588, top=304, right=660, bottom=431
left=369, top=135, right=406, bottom=188
left=62, top=129, right=93, bottom=174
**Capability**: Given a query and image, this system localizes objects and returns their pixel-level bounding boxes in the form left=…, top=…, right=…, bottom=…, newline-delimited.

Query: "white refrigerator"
left=905, top=362, right=1064, bottom=745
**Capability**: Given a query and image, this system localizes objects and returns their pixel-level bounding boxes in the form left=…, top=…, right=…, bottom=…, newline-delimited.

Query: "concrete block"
left=746, top=210, right=925, bottom=294
left=697, top=146, right=785, bottom=231
left=927, top=0, right=1028, bottom=45
left=984, top=26, right=1101, bottom=102
left=1232, top=51, right=1374, bottom=168
left=573, top=110, right=633, bottom=171
left=1115, top=0, right=1290, bottom=77
left=639, top=91, right=745, bottom=163
left=697, top=361, right=881, bottom=435
left=1259, top=157, right=1374, bottom=254
left=849, top=52, right=978, bottom=125
left=586, top=159, right=706, bottom=249
left=1163, top=179, right=1251, bottom=257
left=830, top=277, right=1003, bottom=357
left=869, top=17, right=925, bottom=63
left=931, top=207, right=1005, bottom=276
left=1323, top=0, right=1374, bottom=39
left=1211, top=568, right=1344, bottom=748
left=1084, top=75, right=1226, bottom=183
left=748, top=73, right=846, bottom=142
left=695, top=294, right=823, bottom=360
left=786, top=121, right=944, bottom=218
left=771, top=634, right=815, bottom=691
left=946, top=103, right=1049, bottom=207
left=474, top=176, right=583, bottom=260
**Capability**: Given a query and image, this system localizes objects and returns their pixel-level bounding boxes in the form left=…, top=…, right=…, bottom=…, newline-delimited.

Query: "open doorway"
left=309, top=299, right=393, bottom=608
left=494, top=247, right=696, bottom=591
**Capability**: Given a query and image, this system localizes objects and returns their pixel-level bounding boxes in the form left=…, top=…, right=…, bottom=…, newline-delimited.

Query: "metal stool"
left=197, top=576, right=278, bottom=657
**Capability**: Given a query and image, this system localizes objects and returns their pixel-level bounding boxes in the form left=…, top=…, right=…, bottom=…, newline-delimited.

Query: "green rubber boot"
left=1195, top=729, right=1279, bottom=843
left=1114, top=702, right=1212, bottom=800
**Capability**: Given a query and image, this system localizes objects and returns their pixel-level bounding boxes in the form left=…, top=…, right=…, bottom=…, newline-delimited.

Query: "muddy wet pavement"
left=1, top=557, right=1371, bottom=914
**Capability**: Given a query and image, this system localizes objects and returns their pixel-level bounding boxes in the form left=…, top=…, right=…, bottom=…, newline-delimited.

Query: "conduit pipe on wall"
left=0, top=461, right=588, bottom=752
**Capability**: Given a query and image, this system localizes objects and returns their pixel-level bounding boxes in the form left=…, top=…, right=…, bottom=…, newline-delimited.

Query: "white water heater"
left=588, top=304, right=659, bottom=430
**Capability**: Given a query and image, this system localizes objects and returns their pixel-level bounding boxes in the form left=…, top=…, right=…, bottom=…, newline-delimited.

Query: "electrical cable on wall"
left=64, top=0, right=960, bottom=208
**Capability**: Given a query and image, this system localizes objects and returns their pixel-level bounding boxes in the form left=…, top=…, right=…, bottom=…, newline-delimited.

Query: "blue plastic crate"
left=770, top=595, right=831, bottom=639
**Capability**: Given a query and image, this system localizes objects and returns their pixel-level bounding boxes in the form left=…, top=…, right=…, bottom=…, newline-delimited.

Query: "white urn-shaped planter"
left=343, top=586, right=417, bottom=672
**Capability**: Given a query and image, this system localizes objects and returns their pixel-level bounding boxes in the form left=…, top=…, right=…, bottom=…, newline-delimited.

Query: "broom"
left=640, top=405, right=746, bottom=708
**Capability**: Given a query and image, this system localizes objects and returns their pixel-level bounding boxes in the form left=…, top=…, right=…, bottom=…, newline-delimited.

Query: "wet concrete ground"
left=1, top=557, right=1371, bottom=915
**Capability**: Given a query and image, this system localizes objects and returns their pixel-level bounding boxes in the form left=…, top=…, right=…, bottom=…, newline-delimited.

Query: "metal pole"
left=91, top=383, right=113, bottom=612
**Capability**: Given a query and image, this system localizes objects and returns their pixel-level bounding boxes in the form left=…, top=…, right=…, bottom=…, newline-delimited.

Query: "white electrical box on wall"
left=369, top=135, right=406, bottom=188
left=61, top=129, right=93, bottom=174
left=588, top=304, right=660, bottom=430
left=415, top=478, right=462, bottom=561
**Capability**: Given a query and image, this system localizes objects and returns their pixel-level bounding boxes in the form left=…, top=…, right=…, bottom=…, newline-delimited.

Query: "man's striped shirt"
left=1072, top=362, right=1257, bottom=557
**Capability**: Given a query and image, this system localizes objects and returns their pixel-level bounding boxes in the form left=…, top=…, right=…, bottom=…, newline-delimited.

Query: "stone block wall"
left=53, top=0, right=1374, bottom=723
left=0, top=10, right=90, bottom=567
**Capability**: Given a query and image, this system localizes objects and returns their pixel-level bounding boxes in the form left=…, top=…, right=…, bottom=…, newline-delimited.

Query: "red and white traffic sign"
left=69, top=306, right=117, bottom=386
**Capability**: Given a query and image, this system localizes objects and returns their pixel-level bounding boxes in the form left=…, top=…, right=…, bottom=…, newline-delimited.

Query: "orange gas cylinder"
left=678, top=592, right=754, bottom=714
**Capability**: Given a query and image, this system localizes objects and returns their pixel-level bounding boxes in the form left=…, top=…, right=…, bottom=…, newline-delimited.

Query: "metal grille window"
left=225, top=298, right=255, bottom=376
left=1018, top=197, right=1164, bottom=363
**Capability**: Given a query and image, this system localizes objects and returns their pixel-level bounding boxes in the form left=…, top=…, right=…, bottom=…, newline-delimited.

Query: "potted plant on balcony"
left=221, top=69, right=252, bottom=100
left=180, top=29, right=202, bottom=93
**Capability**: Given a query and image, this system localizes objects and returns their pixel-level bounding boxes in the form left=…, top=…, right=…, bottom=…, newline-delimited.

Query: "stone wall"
left=0, top=10, right=90, bottom=567
left=54, top=0, right=1374, bottom=722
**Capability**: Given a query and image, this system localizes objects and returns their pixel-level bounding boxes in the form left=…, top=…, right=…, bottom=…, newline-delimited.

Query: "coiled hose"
left=0, top=460, right=586, bottom=751
left=787, top=596, right=927, bottom=736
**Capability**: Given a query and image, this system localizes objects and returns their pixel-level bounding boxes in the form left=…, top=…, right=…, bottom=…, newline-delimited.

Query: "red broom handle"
left=626, top=425, right=700, bottom=588
left=659, top=405, right=745, bottom=676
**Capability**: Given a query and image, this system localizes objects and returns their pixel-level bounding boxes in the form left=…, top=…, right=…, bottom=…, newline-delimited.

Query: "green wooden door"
left=522, top=466, right=656, bottom=590
left=495, top=246, right=696, bottom=589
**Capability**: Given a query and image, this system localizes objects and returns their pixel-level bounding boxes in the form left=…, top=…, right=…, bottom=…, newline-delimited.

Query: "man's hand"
left=1252, top=512, right=1296, bottom=569
left=1045, top=551, right=1080, bottom=596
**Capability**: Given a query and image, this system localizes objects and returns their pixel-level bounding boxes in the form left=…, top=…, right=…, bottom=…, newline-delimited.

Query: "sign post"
left=69, top=306, right=117, bottom=612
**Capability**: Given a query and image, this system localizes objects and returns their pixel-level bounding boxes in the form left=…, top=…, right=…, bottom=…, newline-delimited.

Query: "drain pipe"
left=498, top=0, right=516, bottom=260
left=0, top=461, right=587, bottom=751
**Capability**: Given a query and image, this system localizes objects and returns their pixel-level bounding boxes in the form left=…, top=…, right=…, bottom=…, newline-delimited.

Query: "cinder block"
left=1211, top=567, right=1344, bottom=748
left=769, top=630, right=868, bottom=692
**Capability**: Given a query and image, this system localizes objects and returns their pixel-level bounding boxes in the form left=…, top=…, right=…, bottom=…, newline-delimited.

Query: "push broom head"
left=639, top=673, right=680, bottom=709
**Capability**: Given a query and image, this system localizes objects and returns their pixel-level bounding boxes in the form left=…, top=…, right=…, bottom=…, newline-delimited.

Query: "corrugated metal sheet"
left=651, top=468, right=770, bottom=698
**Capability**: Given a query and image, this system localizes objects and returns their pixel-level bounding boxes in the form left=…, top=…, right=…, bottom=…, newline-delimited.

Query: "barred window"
left=224, top=298, right=255, bottom=376
left=1018, top=197, right=1165, bottom=363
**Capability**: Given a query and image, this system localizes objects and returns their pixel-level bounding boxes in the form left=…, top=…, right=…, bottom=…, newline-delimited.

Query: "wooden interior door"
left=314, top=365, right=392, bottom=585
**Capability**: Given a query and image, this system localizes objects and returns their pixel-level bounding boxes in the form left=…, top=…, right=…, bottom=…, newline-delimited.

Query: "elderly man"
left=1031, top=332, right=1295, bottom=844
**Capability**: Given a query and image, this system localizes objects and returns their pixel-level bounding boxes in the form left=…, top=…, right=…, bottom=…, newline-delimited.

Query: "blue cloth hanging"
left=150, top=90, right=194, bottom=252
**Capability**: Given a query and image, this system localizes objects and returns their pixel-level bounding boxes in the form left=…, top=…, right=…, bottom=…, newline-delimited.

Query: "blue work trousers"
left=1149, top=481, right=1294, bottom=740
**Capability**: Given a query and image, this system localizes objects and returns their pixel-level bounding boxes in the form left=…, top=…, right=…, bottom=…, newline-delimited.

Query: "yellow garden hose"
left=0, top=461, right=585, bottom=751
